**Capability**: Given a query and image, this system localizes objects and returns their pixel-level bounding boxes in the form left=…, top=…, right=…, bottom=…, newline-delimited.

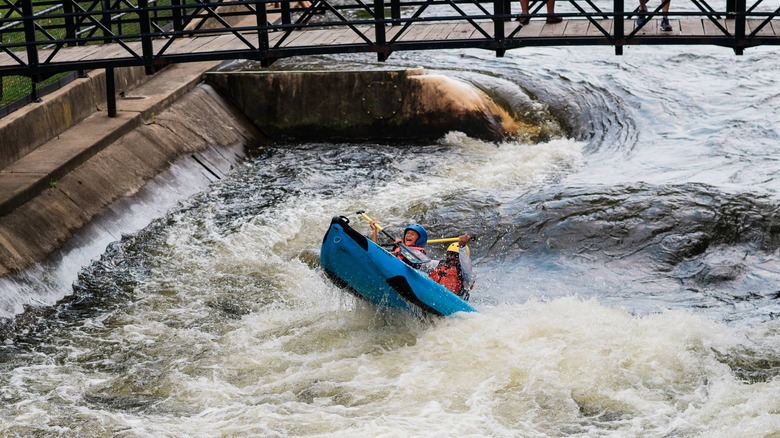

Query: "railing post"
left=493, top=0, right=505, bottom=56
left=21, top=0, right=40, bottom=81
left=63, top=0, right=87, bottom=77
left=614, top=0, right=624, bottom=55
left=281, top=1, right=292, bottom=25
left=63, top=0, right=77, bottom=45
left=734, top=0, right=745, bottom=54
left=106, top=67, right=117, bottom=117
left=374, top=0, right=387, bottom=61
left=391, top=0, right=400, bottom=23
left=101, top=0, right=112, bottom=44
left=726, top=0, right=735, bottom=17
left=138, top=0, right=155, bottom=73
left=256, top=0, right=270, bottom=64
left=172, top=0, right=184, bottom=33
left=31, top=81, right=40, bottom=102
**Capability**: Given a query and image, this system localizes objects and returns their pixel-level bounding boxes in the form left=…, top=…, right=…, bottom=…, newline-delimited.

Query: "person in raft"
left=370, top=222, right=429, bottom=268
left=370, top=222, right=475, bottom=299
left=427, top=234, right=475, bottom=300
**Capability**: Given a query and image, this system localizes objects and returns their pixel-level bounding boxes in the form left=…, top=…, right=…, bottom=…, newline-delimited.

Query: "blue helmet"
left=404, top=224, right=428, bottom=248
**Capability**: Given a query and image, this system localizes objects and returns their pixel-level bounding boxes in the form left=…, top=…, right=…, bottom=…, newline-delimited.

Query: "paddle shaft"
left=427, top=237, right=460, bottom=244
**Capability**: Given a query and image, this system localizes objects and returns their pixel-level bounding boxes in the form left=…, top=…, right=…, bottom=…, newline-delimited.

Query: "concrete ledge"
left=0, top=85, right=260, bottom=277
left=206, top=68, right=520, bottom=143
left=110, top=61, right=223, bottom=121
left=0, top=111, right=142, bottom=216
left=0, top=61, right=226, bottom=218
left=0, top=67, right=147, bottom=169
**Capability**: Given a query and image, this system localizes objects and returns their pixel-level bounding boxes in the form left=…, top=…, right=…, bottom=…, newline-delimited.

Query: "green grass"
left=1, top=0, right=179, bottom=109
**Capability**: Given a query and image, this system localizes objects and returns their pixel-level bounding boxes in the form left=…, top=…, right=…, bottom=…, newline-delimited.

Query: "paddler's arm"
left=458, top=234, right=475, bottom=289
left=369, top=221, right=379, bottom=243
left=418, top=259, right=437, bottom=274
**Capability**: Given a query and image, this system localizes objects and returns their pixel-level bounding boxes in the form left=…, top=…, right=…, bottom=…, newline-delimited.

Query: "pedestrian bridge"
left=2, top=0, right=779, bottom=80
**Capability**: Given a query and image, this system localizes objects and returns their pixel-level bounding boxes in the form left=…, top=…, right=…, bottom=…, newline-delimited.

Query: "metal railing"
left=1, top=0, right=779, bottom=114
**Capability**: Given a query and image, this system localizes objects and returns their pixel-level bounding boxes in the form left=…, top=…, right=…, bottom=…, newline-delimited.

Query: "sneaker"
left=660, top=18, right=672, bottom=31
left=516, top=16, right=530, bottom=25
left=635, top=9, right=648, bottom=26
left=546, top=16, right=563, bottom=24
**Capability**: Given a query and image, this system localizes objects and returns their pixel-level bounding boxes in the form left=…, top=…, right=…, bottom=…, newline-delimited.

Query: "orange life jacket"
left=429, top=260, right=464, bottom=296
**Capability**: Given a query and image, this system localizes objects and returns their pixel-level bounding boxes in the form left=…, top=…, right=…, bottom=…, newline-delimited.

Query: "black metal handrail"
left=0, top=0, right=778, bottom=96
left=2, top=0, right=776, bottom=59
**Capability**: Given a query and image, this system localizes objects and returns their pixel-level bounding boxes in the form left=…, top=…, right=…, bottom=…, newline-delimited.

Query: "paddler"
left=370, top=221, right=474, bottom=300
left=426, top=234, right=475, bottom=300
left=370, top=221, right=429, bottom=268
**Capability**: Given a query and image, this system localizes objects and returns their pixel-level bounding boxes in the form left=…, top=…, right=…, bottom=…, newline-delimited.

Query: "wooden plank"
left=194, top=34, right=243, bottom=52
left=633, top=17, right=661, bottom=36
left=151, top=37, right=189, bottom=56
left=390, top=24, right=420, bottom=42
left=0, top=51, right=25, bottom=67
left=428, top=23, right=457, bottom=40
left=79, top=41, right=143, bottom=61
left=224, top=33, right=259, bottom=51
left=449, top=22, right=479, bottom=39
left=315, top=28, right=346, bottom=45
left=478, top=21, right=495, bottom=39
left=539, top=21, right=568, bottom=37
left=7, top=16, right=780, bottom=74
left=271, top=29, right=309, bottom=47
left=397, top=23, right=438, bottom=41
left=267, top=30, right=285, bottom=45
left=563, top=19, right=589, bottom=36
left=679, top=17, right=704, bottom=35
left=330, top=27, right=364, bottom=45
left=503, top=21, right=524, bottom=38
left=702, top=18, right=728, bottom=36
left=162, top=35, right=220, bottom=54
left=623, top=18, right=636, bottom=35
left=337, top=26, right=374, bottom=44
left=747, top=18, right=774, bottom=37
left=586, top=19, right=612, bottom=36
left=43, top=45, right=103, bottom=63
left=285, top=28, right=329, bottom=47
left=349, top=26, right=374, bottom=44
left=517, top=21, right=545, bottom=37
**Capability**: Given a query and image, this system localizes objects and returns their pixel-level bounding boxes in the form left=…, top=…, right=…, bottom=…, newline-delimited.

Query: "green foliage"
left=1, top=0, right=176, bottom=110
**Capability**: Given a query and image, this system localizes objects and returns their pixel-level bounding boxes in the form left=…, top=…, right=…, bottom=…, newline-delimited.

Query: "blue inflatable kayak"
left=320, top=216, right=476, bottom=317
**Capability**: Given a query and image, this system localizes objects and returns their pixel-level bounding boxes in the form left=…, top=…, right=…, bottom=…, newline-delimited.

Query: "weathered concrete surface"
left=0, top=67, right=148, bottom=170
left=0, top=80, right=260, bottom=277
left=206, top=69, right=520, bottom=143
left=0, top=62, right=233, bottom=218
left=0, top=12, right=268, bottom=286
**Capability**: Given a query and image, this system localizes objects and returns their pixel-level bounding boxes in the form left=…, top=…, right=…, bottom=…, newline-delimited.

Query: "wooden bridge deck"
left=1, top=18, right=778, bottom=70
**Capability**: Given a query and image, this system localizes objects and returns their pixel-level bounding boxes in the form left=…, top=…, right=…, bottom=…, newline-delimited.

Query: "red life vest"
left=429, top=261, right=464, bottom=296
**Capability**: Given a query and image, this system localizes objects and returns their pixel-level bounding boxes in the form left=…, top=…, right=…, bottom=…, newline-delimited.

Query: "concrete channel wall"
left=0, top=67, right=148, bottom=170
left=0, top=69, right=261, bottom=278
left=206, top=69, right=518, bottom=143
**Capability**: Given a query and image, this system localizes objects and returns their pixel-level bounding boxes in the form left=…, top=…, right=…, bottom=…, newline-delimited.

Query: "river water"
left=2, top=31, right=780, bottom=437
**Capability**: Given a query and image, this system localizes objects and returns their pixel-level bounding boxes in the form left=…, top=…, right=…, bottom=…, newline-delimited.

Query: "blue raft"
left=320, top=216, right=476, bottom=317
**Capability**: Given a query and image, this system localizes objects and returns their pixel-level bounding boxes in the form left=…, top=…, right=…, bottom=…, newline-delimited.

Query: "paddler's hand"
left=458, top=233, right=471, bottom=247
left=369, top=221, right=379, bottom=242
